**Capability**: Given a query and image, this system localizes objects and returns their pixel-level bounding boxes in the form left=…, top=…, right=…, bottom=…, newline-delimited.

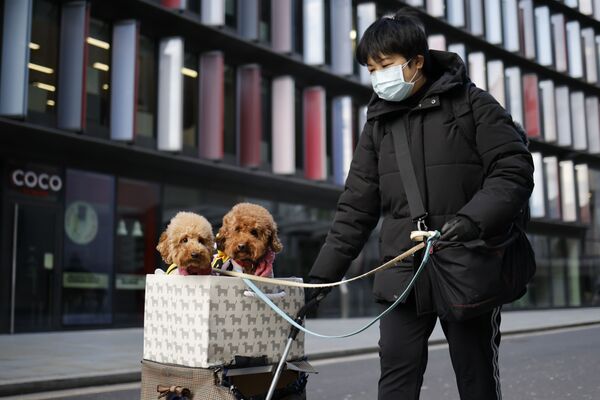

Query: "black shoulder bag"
left=389, top=117, right=536, bottom=321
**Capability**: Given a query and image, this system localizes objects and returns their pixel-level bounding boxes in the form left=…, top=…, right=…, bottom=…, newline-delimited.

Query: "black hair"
left=356, top=9, right=430, bottom=73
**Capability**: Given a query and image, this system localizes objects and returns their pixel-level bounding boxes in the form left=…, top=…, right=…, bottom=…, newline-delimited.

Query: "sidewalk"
left=0, top=308, right=599, bottom=396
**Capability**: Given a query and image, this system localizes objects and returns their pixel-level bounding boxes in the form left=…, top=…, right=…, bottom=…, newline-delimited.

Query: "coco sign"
left=9, top=167, right=63, bottom=196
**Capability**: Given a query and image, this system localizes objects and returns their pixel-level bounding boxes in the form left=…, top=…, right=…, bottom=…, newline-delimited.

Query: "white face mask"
left=371, top=59, right=421, bottom=102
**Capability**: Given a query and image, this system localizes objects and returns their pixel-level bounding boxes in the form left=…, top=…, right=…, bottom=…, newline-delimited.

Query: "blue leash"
left=242, top=232, right=439, bottom=339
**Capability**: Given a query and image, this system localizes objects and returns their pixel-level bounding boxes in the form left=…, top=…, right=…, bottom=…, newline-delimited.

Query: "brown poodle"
left=213, top=203, right=282, bottom=277
left=156, top=211, right=215, bottom=275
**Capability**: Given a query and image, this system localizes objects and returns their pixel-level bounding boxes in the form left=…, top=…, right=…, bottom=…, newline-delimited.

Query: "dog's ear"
left=156, top=231, right=173, bottom=264
left=269, top=230, right=283, bottom=253
left=215, top=228, right=226, bottom=251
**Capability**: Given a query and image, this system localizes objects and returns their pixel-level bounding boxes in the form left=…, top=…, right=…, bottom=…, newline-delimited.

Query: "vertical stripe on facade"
left=357, top=3, right=376, bottom=85
left=57, top=1, right=88, bottom=131
left=303, top=86, right=326, bottom=180
left=523, top=73, right=541, bottom=138
left=271, top=0, right=293, bottom=53
left=199, top=51, right=225, bottom=160
left=161, top=0, right=185, bottom=9
left=330, top=0, right=353, bottom=75
left=0, top=0, right=32, bottom=117
left=157, top=37, right=183, bottom=151
left=303, top=0, right=325, bottom=65
left=239, top=0, right=259, bottom=41
left=202, top=0, right=225, bottom=26
left=332, top=96, right=353, bottom=186
left=237, top=64, right=262, bottom=168
left=272, top=76, right=295, bottom=174
left=110, top=20, right=138, bottom=141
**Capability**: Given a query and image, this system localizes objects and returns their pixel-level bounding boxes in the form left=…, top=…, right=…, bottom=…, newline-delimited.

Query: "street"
left=11, top=324, right=600, bottom=400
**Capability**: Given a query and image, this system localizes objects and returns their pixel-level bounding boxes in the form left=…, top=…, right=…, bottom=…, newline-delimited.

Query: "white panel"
left=571, top=92, right=587, bottom=151
left=202, top=0, right=225, bottom=26
left=357, top=3, right=376, bottom=85
left=551, top=14, right=567, bottom=72
left=272, top=76, right=295, bottom=175
left=544, top=156, right=561, bottom=219
left=426, top=0, right=445, bottom=17
left=0, top=0, right=32, bottom=117
left=57, top=1, right=87, bottom=131
left=502, top=0, right=519, bottom=52
left=303, top=0, right=325, bottom=65
left=487, top=60, right=505, bottom=107
left=595, top=0, right=600, bottom=21
left=564, top=0, right=578, bottom=7
left=519, top=0, right=536, bottom=60
left=110, top=20, right=137, bottom=141
left=332, top=96, right=353, bottom=186
left=530, top=153, right=546, bottom=218
left=575, top=164, right=591, bottom=223
left=560, top=160, right=577, bottom=222
left=539, top=80, right=557, bottom=143
left=468, top=52, right=486, bottom=90
left=447, top=0, right=465, bottom=27
left=448, top=43, right=467, bottom=66
left=428, top=34, right=446, bottom=51
left=555, top=86, right=572, bottom=147
left=271, top=0, right=293, bottom=53
left=157, top=37, right=184, bottom=151
left=535, top=7, right=553, bottom=67
left=405, top=0, right=424, bottom=6
left=330, top=0, right=353, bottom=75
left=505, top=66, right=523, bottom=125
left=238, top=0, right=259, bottom=40
left=580, top=0, right=593, bottom=15
left=566, top=21, right=584, bottom=79
left=467, top=0, right=484, bottom=36
left=485, top=0, right=503, bottom=45
left=582, top=28, right=598, bottom=84
left=585, top=97, right=600, bottom=153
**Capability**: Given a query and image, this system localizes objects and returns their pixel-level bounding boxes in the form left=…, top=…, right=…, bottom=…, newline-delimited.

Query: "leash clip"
left=416, top=218, right=428, bottom=232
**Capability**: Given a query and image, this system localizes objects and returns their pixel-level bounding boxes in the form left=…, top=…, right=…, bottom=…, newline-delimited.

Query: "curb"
left=1, top=322, right=598, bottom=397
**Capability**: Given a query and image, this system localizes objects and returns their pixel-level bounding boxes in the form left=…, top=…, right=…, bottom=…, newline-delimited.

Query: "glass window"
left=261, top=76, right=272, bottom=167
left=549, top=237, right=567, bottom=307
left=224, top=64, right=236, bottom=161
left=114, top=178, right=160, bottom=325
left=225, top=0, right=237, bottom=29
left=62, top=169, right=115, bottom=325
left=183, top=52, right=198, bottom=149
left=27, top=0, right=59, bottom=119
left=86, top=18, right=112, bottom=133
left=259, top=0, right=270, bottom=43
left=292, top=0, right=303, bottom=55
left=295, top=87, right=303, bottom=172
left=136, top=35, right=156, bottom=139
left=187, top=0, right=201, bottom=13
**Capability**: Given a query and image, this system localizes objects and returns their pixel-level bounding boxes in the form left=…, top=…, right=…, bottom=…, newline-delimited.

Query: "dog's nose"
left=237, top=243, right=247, bottom=251
left=191, top=252, right=199, bottom=259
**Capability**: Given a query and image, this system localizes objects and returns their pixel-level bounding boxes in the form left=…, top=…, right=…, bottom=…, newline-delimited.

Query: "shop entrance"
left=10, top=201, right=62, bottom=332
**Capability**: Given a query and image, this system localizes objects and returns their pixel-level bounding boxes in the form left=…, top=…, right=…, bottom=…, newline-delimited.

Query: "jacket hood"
left=366, top=50, right=469, bottom=120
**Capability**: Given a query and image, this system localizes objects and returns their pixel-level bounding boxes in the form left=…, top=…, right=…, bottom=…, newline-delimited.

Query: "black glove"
left=440, top=216, right=480, bottom=242
left=305, top=277, right=333, bottom=304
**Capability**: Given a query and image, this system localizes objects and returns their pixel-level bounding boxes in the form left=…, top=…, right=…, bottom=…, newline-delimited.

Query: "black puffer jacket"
left=309, top=50, right=534, bottom=314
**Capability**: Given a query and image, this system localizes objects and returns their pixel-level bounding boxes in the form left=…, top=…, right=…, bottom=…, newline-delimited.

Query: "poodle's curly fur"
left=156, top=212, right=215, bottom=275
left=217, top=203, right=283, bottom=273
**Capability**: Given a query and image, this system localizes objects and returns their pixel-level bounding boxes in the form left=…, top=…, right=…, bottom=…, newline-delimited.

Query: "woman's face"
left=366, top=53, right=424, bottom=83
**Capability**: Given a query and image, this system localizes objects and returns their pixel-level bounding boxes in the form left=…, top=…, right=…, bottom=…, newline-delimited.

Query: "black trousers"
left=378, top=296, right=502, bottom=400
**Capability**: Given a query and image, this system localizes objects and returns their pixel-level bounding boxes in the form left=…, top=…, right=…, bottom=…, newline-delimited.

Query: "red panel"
left=523, top=73, right=541, bottom=138
left=161, top=0, right=183, bottom=9
left=238, top=65, right=262, bottom=168
left=304, top=87, right=325, bottom=180
left=199, top=52, right=224, bottom=160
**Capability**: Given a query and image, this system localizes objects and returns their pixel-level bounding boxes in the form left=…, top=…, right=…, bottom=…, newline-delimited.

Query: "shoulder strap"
left=389, top=117, right=428, bottom=226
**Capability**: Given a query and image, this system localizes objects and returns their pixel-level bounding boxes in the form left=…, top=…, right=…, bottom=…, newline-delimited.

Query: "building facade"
left=0, top=0, right=599, bottom=334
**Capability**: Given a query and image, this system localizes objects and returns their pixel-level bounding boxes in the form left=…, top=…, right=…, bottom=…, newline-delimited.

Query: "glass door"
left=10, top=202, right=61, bottom=332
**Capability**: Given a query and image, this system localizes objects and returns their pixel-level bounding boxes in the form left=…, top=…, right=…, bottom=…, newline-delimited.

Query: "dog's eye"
left=181, top=237, right=188, bottom=243
left=250, top=229, right=258, bottom=237
left=198, top=237, right=204, bottom=244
